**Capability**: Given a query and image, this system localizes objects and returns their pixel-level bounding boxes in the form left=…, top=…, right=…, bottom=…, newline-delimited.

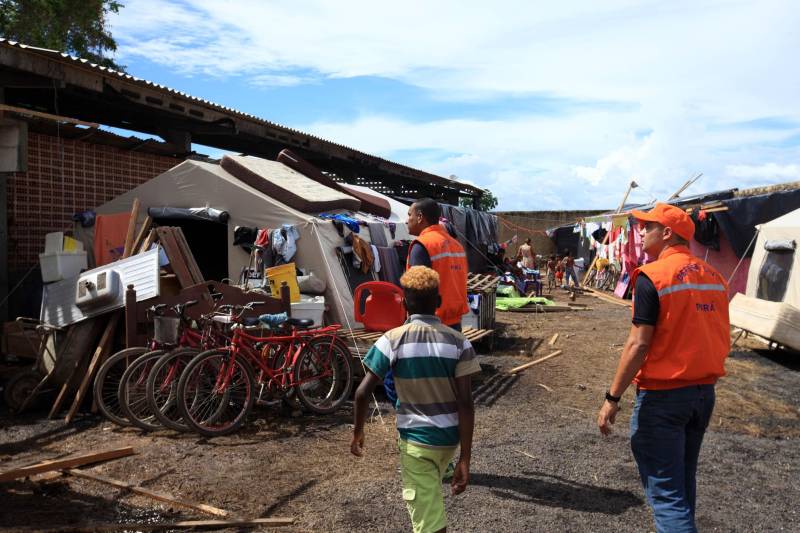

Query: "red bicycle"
left=176, top=303, right=354, bottom=437
left=95, top=300, right=204, bottom=427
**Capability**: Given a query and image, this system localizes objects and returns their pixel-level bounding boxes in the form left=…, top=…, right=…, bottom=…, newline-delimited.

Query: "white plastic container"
left=39, top=251, right=88, bottom=283
left=291, top=295, right=325, bottom=327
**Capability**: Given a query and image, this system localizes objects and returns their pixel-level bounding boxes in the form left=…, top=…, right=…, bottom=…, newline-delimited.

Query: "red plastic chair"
left=354, top=281, right=406, bottom=332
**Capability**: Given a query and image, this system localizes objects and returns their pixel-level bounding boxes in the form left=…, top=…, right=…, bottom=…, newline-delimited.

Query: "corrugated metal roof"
left=0, top=38, right=483, bottom=195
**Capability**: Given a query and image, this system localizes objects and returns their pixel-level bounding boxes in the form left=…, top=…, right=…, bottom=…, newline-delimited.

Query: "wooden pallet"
left=467, top=272, right=500, bottom=293
left=341, top=326, right=493, bottom=347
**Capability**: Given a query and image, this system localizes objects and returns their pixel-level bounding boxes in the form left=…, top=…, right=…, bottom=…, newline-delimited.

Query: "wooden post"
left=65, top=313, right=120, bottom=424
left=125, top=284, right=137, bottom=349
left=122, top=198, right=141, bottom=258
left=280, top=282, right=291, bottom=316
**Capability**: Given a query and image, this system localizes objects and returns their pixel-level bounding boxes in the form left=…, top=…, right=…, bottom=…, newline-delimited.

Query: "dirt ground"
left=2, top=289, right=799, bottom=532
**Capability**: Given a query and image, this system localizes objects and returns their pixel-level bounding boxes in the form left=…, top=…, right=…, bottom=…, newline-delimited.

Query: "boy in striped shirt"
left=351, top=266, right=481, bottom=533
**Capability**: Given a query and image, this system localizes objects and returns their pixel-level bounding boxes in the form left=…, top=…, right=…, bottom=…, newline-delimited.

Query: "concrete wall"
left=493, top=209, right=608, bottom=257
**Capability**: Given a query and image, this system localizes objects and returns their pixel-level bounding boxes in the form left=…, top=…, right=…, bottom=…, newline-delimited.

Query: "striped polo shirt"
left=363, top=314, right=482, bottom=448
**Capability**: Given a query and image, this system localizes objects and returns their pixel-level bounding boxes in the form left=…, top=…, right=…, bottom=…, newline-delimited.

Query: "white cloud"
left=726, top=163, right=800, bottom=180
left=107, top=0, right=800, bottom=210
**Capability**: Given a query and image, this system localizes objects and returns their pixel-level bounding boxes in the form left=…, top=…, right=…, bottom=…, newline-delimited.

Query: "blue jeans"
left=563, top=267, right=579, bottom=287
left=630, top=384, right=715, bottom=533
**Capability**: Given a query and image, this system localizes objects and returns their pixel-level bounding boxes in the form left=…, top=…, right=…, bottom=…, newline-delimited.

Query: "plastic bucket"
left=266, top=263, right=300, bottom=303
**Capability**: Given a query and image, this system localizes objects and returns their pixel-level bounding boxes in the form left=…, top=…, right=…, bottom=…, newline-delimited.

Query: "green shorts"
left=398, top=439, right=457, bottom=533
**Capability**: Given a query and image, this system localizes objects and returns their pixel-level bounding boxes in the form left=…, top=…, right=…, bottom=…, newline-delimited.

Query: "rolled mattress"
left=729, top=293, right=800, bottom=351
left=221, top=155, right=361, bottom=214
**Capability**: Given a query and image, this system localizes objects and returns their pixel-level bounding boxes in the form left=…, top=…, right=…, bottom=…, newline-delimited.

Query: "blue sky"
left=107, top=0, right=800, bottom=210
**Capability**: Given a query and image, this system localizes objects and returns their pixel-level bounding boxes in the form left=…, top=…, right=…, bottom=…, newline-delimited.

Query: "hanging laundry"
left=272, top=224, right=300, bottom=263
left=377, top=246, right=403, bottom=286
left=370, top=244, right=381, bottom=273
left=367, top=222, right=388, bottom=247
left=319, top=213, right=360, bottom=233
left=255, top=228, right=270, bottom=248
left=351, top=234, right=374, bottom=274
left=692, top=211, right=720, bottom=250
left=234, top=226, right=258, bottom=250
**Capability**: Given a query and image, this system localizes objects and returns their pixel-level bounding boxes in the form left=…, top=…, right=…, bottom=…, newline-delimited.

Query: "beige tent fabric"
left=96, top=160, right=359, bottom=327
left=745, top=207, right=800, bottom=308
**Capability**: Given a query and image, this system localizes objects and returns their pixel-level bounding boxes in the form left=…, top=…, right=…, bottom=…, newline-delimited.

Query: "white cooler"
left=291, top=295, right=326, bottom=327
left=39, top=251, right=88, bottom=283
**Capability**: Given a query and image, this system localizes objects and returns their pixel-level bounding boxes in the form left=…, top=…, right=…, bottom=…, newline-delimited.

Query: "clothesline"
left=495, top=215, right=550, bottom=236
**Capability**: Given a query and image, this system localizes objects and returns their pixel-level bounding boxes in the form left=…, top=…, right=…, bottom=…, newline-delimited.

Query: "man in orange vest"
left=596, top=203, right=730, bottom=533
left=405, top=198, right=469, bottom=331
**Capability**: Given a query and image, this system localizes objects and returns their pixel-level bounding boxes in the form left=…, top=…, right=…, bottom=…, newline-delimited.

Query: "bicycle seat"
left=242, top=317, right=261, bottom=327
left=288, top=317, right=315, bottom=329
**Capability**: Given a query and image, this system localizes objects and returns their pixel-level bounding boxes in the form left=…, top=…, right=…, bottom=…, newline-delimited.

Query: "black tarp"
left=147, top=207, right=230, bottom=223
left=715, top=189, right=800, bottom=258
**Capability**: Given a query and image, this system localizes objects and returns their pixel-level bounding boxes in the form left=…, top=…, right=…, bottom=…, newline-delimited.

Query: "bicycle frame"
left=214, top=324, right=342, bottom=394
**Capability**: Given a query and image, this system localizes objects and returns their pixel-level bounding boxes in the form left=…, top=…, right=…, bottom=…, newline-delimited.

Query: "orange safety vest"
left=631, top=245, right=730, bottom=390
left=406, top=225, right=469, bottom=326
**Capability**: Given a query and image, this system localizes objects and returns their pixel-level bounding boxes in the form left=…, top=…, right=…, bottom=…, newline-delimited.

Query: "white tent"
left=745, top=207, right=800, bottom=307
left=730, top=207, right=800, bottom=351
left=97, top=159, right=405, bottom=328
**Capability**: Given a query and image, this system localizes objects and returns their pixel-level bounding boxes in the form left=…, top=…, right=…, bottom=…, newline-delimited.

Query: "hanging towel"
left=377, top=246, right=403, bottom=286
left=351, top=234, right=374, bottom=274
left=255, top=228, right=270, bottom=248
left=272, top=224, right=300, bottom=263
left=370, top=244, right=381, bottom=273
left=368, top=222, right=388, bottom=247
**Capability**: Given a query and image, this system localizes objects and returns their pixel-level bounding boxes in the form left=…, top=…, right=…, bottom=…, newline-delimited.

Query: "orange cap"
left=631, top=203, right=695, bottom=241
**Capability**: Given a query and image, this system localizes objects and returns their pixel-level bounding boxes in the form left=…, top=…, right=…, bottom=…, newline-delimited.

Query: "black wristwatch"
left=605, top=391, right=621, bottom=403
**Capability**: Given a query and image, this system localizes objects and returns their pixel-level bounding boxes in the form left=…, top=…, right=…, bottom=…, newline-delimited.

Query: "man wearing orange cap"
left=596, top=203, right=730, bottom=533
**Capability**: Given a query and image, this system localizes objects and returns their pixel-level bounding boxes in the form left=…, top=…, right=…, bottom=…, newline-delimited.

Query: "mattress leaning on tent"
left=730, top=206, right=800, bottom=351
left=221, top=154, right=362, bottom=213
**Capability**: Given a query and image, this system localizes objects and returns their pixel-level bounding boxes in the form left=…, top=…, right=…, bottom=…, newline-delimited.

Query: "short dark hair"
left=412, top=198, right=441, bottom=225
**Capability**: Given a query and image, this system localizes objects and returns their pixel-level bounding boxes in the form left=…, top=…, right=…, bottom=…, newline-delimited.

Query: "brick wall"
left=7, top=131, right=182, bottom=270
left=494, top=210, right=609, bottom=257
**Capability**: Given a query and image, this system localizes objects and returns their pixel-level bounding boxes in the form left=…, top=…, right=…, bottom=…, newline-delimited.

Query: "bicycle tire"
left=93, top=346, right=148, bottom=426
left=118, top=350, right=166, bottom=431
left=176, top=349, right=255, bottom=437
left=145, top=347, right=200, bottom=432
left=293, top=335, right=354, bottom=415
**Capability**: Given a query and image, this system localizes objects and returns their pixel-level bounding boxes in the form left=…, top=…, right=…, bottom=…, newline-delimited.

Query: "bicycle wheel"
left=145, top=347, right=199, bottom=432
left=176, top=350, right=255, bottom=437
left=293, top=336, right=354, bottom=415
left=118, top=350, right=166, bottom=431
left=93, top=347, right=148, bottom=426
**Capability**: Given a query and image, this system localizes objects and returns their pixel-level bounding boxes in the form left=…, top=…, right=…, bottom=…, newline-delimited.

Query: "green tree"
left=0, top=0, right=125, bottom=71
left=459, top=189, right=498, bottom=211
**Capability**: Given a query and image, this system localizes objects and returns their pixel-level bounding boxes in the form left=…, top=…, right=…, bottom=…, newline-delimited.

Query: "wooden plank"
left=65, top=314, right=119, bottom=424
left=27, top=518, right=296, bottom=532
left=122, top=198, right=141, bottom=259
left=584, top=288, right=632, bottom=307
left=173, top=227, right=204, bottom=284
left=157, top=227, right=194, bottom=288
left=0, top=103, right=100, bottom=128
left=65, top=469, right=229, bottom=517
left=548, top=333, right=559, bottom=346
left=0, top=447, right=135, bottom=482
left=508, top=350, right=563, bottom=374
left=130, top=215, right=152, bottom=255
left=140, top=228, right=157, bottom=253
